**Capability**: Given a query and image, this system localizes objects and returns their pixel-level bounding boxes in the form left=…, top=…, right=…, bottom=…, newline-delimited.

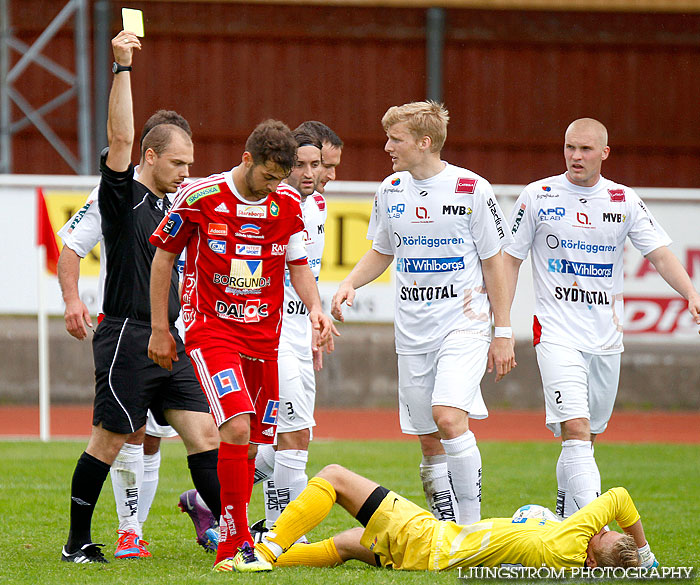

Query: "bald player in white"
left=503, top=117, right=699, bottom=568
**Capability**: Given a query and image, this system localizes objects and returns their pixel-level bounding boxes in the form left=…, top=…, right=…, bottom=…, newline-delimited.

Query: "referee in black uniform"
left=62, top=30, right=221, bottom=564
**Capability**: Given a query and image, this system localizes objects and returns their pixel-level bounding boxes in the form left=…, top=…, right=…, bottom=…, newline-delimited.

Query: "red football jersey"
left=150, top=171, right=306, bottom=359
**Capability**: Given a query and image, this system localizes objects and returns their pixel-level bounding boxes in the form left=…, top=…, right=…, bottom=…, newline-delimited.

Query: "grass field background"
left=1, top=439, right=698, bottom=584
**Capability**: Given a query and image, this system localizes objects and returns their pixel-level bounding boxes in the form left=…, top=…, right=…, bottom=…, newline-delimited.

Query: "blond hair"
left=595, top=534, right=640, bottom=568
left=381, top=101, right=449, bottom=153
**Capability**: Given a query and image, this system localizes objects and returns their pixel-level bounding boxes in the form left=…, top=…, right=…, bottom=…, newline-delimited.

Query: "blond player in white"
left=56, top=112, right=196, bottom=557
left=503, top=118, right=699, bottom=566
left=254, top=124, right=342, bottom=532
left=332, top=101, right=516, bottom=525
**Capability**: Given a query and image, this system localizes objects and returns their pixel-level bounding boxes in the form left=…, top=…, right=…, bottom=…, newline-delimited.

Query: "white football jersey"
left=505, top=173, right=671, bottom=355
left=278, top=192, right=327, bottom=359
left=58, top=186, right=107, bottom=309
left=372, top=163, right=513, bottom=354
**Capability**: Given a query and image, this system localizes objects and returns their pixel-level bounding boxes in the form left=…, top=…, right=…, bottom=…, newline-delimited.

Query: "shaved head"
left=566, top=118, right=608, bottom=149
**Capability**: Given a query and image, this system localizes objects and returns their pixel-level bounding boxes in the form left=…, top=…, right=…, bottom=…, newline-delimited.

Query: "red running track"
left=0, top=406, right=698, bottom=443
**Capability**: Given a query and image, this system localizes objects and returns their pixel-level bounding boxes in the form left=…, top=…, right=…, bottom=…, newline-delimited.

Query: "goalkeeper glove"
left=638, top=543, right=659, bottom=569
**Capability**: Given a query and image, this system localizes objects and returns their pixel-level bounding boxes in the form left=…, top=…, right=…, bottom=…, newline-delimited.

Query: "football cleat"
left=178, top=489, right=218, bottom=552
left=61, top=542, right=108, bottom=564
left=114, top=529, right=151, bottom=559
left=249, top=518, right=269, bottom=544
left=212, top=557, right=235, bottom=572
left=231, top=542, right=272, bottom=572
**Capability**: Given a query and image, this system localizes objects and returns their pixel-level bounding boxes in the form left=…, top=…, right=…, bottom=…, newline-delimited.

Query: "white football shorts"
left=536, top=341, right=621, bottom=437
left=276, top=351, right=316, bottom=435
left=145, top=409, right=178, bottom=438
left=397, top=332, right=489, bottom=435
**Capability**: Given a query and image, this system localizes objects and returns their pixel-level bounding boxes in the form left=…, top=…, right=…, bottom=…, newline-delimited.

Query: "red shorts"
left=187, top=345, right=279, bottom=444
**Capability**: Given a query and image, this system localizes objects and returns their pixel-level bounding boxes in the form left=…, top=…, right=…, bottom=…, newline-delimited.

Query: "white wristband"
left=494, top=327, right=512, bottom=339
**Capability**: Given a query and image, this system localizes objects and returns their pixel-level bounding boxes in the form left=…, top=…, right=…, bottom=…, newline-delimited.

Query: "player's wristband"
left=494, top=327, right=513, bottom=339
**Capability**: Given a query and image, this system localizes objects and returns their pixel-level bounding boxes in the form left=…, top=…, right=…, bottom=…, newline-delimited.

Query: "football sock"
left=555, top=448, right=578, bottom=518
left=266, top=450, right=309, bottom=529
left=274, top=537, right=343, bottom=567
left=138, top=450, right=161, bottom=530
left=254, top=444, right=275, bottom=485
left=66, top=451, right=111, bottom=551
left=442, top=431, right=482, bottom=524
left=216, top=442, right=251, bottom=563
left=419, top=454, right=457, bottom=522
left=263, top=478, right=277, bottom=529
left=258, top=476, right=336, bottom=562
left=560, top=439, right=600, bottom=516
left=187, top=448, right=221, bottom=520
left=111, top=442, right=143, bottom=533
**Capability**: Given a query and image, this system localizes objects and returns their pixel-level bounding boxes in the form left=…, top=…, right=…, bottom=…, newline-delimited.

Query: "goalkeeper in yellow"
left=254, top=464, right=657, bottom=571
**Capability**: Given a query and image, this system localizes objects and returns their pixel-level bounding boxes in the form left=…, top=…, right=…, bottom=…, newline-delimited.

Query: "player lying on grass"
left=255, top=464, right=658, bottom=571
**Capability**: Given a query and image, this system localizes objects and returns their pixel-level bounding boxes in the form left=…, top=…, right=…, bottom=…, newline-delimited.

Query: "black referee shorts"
left=92, top=317, right=209, bottom=434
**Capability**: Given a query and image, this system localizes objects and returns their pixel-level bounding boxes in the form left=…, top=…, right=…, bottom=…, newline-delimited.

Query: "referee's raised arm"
left=105, top=30, right=141, bottom=173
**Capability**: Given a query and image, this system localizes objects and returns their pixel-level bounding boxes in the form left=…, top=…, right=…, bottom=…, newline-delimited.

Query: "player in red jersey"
left=148, top=120, right=337, bottom=572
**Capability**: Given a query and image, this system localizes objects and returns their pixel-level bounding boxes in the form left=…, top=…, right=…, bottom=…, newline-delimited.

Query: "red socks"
left=216, top=442, right=253, bottom=563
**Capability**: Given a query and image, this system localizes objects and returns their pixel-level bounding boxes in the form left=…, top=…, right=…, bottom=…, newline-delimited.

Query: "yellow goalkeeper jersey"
left=429, top=487, right=640, bottom=571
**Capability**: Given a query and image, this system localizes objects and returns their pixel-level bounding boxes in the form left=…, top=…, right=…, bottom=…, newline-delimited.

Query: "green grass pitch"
left=0, top=439, right=697, bottom=584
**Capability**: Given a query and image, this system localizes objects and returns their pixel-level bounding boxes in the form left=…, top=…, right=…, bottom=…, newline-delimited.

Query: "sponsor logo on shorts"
left=237, top=204, right=267, bottom=219
left=262, top=400, right=280, bottom=425
left=212, top=368, right=241, bottom=397
left=396, top=257, right=465, bottom=273
left=208, top=239, right=226, bottom=254
left=208, top=223, right=227, bottom=236
left=235, top=244, right=261, bottom=256
left=548, top=259, right=613, bottom=278
left=186, top=185, right=221, bottom=206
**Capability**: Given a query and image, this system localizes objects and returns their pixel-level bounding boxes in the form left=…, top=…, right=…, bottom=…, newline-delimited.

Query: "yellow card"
left=122, top=8, right=144, bottom=37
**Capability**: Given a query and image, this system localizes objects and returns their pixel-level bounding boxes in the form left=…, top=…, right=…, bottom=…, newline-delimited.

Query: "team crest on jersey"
left=262, top=400, right=280, bottom=425
left=208, top=223, right=227, bottom=236
left=270, top=201, right=280, bottom=217
left=455, top=177, right=477, bottom=194
left=391, top=177, right=401, bottom=186
left=237, top=204, right=267, bottom=219
left=608, top=189, right=626, bottom=202
left=186, top=185, right=221, bottom=206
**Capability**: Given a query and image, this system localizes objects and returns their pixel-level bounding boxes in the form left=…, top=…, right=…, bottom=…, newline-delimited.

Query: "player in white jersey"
left=254, top=124, right=342, bottom=533
left=332, top=102, right=516, bottom=525
left=56, top=111, right=215, bottom=556
left=503, top=119, right=700, bottom=535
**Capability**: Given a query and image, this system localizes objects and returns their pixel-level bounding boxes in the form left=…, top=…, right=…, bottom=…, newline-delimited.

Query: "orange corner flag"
left=36, top=187, right=60, bottom=275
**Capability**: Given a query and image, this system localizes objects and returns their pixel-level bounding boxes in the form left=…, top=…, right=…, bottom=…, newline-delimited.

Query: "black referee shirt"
left=98, top=160, right=180, bottom=323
